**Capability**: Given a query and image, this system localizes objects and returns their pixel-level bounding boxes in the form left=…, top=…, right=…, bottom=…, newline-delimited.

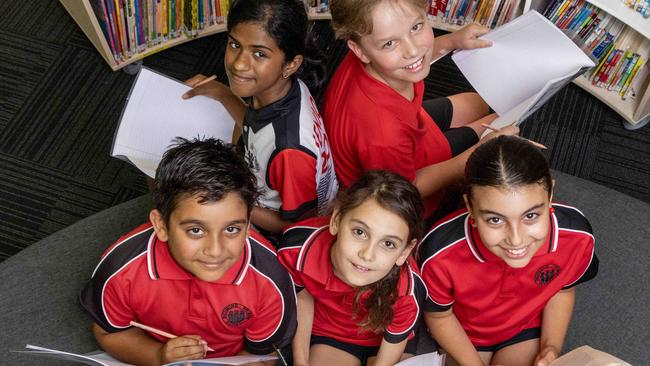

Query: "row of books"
left=544, top=0, right=649, bottom=99
left=427, top=0, right=522, bottom=29
left=621, top=0, right=650, bottom=18
left=90, top=0, right=230, bottom=64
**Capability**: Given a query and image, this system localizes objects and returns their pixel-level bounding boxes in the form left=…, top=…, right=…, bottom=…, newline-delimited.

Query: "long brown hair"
left=332, top=170, right=423, bottom=332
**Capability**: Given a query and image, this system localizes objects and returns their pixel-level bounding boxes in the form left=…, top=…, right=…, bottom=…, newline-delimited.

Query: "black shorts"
left=475, top=327, right=541, bottom=353
left=310, top=334, right=419, bottom=363
left=422, top=97, right=479, bottom=157
left=311, top=335, right=379, bottom=362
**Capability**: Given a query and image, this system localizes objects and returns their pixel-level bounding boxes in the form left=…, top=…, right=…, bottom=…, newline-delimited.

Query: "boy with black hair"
left=80, top=138, right=297, bottom=366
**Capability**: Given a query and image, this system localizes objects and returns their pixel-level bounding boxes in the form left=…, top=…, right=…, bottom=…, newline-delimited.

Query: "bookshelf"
left=527, top=0, right=650, bottom=128
left=62, top=0, right=649, bottom=127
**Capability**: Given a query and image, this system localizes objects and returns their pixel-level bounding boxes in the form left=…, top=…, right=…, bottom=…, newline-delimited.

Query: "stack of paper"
left=111, top=67, right=235, bottom=178
left=452, top=10, right=595, bottom=134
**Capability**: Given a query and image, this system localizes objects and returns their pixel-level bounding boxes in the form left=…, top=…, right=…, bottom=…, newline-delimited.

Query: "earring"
left=469, top=216, right=476, bottom=226
left=549, top=207, right=555, bottom=214
left=282, top=73, right=289, bottom=79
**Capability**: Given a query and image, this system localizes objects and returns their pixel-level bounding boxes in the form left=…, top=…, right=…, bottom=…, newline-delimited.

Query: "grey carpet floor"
left=0, top=1, right=648, bottom=260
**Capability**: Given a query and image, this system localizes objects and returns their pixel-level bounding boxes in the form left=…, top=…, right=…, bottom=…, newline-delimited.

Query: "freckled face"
left=224, top=21, right=293, bottom=109
left=467, top=184, right=552, bottom=268
left=152, top=193, right=249, bottom=282
left=329, top=199, right=414, bottom=287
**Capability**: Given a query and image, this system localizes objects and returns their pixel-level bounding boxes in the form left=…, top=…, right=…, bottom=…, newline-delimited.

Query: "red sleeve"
left=384, top=266, right=422, bottom=343
left=420, top=255, right=455, bottom=312
left=244, top=275, right=289, bottom=351
left=101, top=275, right=137, bottom=330
left=277, top=246, right=305, bottom=289
left=563, top=234, right=598, bottom=289
left=359, top=138, right=417, bottom=182
left=268, top=149, right=318, bottom=220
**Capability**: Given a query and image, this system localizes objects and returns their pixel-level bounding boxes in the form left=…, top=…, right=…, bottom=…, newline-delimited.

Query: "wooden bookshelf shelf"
left=60, top=0, right=649, bottom=127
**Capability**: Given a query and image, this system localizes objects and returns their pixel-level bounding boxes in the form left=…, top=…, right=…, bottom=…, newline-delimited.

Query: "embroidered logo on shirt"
left=221, top=303, right=252, bottom=326
left=534, top=264, right=561, bottom=286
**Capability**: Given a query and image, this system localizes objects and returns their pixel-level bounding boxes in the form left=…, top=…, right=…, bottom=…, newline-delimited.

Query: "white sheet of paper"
left=394, top=352, right=446, bottom=366
left=19, top=345, right=131, bottom=366
left=111, top=67, right=235, bottom=178
left=452, top=10, right=595, bottom=116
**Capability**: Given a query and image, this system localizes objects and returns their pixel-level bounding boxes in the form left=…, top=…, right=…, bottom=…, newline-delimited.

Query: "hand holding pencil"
left=182, top=74, right=231, bottom=102
left=130, top=321, right=214, bottom=363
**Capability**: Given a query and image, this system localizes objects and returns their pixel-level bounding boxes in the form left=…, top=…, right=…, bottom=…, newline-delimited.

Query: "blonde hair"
left=330, top=0, right=428, bottom=41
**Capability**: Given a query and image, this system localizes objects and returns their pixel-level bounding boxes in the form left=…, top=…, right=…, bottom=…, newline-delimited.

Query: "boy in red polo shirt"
left=80, top=138, right=296, bottom=365
left=323, top=0, right=518, bottom=221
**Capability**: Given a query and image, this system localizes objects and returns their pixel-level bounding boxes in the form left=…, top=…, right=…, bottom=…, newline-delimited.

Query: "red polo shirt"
left=80, top=223, right=297, bottom=356
left=277, top=217, right=425, bottom=346
left=323, top=52, right=452, bottom=216
left=418, top=204, right=599, bottom=346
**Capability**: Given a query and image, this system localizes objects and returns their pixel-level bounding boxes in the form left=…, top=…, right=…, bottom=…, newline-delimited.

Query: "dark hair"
left=228, top=0, right=326, bottom=93
left=333, top=170, right=424, bottom=332
left=153, top=138, right=259, bottom=223
left=465, top=135, right=552, bottom=203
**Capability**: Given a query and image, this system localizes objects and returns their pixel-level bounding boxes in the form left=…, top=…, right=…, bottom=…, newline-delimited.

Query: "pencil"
left=191, top=74, right=216, bottom=88
left=129, top=321, right=215, bottom=352
left=481, top=123, right=548, bottom=150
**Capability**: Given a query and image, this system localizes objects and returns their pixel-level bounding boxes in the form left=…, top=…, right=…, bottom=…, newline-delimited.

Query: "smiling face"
left=466, top=184, right=552, bottom=268
left=150, top=192, right=250, bottom=282
left=347, top=0, right=434, bottom=97
left=329, top=198, right=415, bottom=288
left=224, top=21, right=301, bottom=109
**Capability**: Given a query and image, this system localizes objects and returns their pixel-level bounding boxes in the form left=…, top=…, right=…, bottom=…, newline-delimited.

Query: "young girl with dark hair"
left=183, top=0, right=337, bottom=236
left=278, top=170, right=427, bottom=366
left=418, top=136, right=599, bottom=366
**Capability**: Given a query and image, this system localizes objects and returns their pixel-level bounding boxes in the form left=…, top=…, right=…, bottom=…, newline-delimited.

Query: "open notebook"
left=451, top=10, right=595, bottom=135
left=111, top=67, right=235, bottom=178
left=16, top=344, right=277, bottom=366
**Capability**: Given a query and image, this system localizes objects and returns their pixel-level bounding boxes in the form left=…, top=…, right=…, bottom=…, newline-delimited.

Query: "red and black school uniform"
left=243, top=78, right=337, bottom=221
left=80, top=223, right=297, bottom=357
left=277, top=217, right=426, bottom=353
left=418, top=204, right=599, bottom=349
left=323, top=52, right=465, bottom=218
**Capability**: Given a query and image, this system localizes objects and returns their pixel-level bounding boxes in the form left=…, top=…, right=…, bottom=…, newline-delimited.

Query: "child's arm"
left=534, top=288, right=576, bottom=366
left=182, top=74, right=247, bottom=126
left=431, top=23, right=493, bottom=57
left=292, top=290, right=315, bottom=366
left=251, top=206, right=296, bottom=234
left=92, top=322, right=208, bottom=366
left=413, top=125, right=518, bottom=197
left=369, top=339, right=409, bottom=366
left=424, top=310, right=484, bottom=366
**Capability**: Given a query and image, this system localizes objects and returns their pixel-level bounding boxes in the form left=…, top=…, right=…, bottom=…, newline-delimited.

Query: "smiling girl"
left=418, top=136, right=599, bottom=366
left=323, top=0, right=518, bottom=223
left=183, top=0, right=337, bottom=237
left=278, top=170, right=427, bottom=366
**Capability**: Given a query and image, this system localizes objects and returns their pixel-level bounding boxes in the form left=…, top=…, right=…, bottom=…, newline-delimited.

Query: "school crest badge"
left=535, top=264, right=561, bottom=286
left=221, top=303, right=252, bottom=326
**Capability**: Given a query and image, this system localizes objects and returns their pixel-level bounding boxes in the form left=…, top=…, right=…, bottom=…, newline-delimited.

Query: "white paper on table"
left=111, top=67, right=235, bottom=178
left=15, top=345, right=131, bottom=366
left=394, top=352, right=446, bottom=366
left=451, top=10, right=595, bottom=118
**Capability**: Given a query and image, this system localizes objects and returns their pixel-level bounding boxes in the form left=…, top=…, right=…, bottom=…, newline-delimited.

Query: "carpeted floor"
left=0, top=1, right=648, bottom=261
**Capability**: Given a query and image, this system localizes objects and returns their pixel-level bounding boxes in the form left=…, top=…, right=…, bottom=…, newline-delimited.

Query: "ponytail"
left=353, top=265, right=401, bottom=333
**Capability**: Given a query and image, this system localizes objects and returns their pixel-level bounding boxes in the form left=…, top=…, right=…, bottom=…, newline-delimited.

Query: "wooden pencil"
left=129, top=321, right=215, bottom=352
